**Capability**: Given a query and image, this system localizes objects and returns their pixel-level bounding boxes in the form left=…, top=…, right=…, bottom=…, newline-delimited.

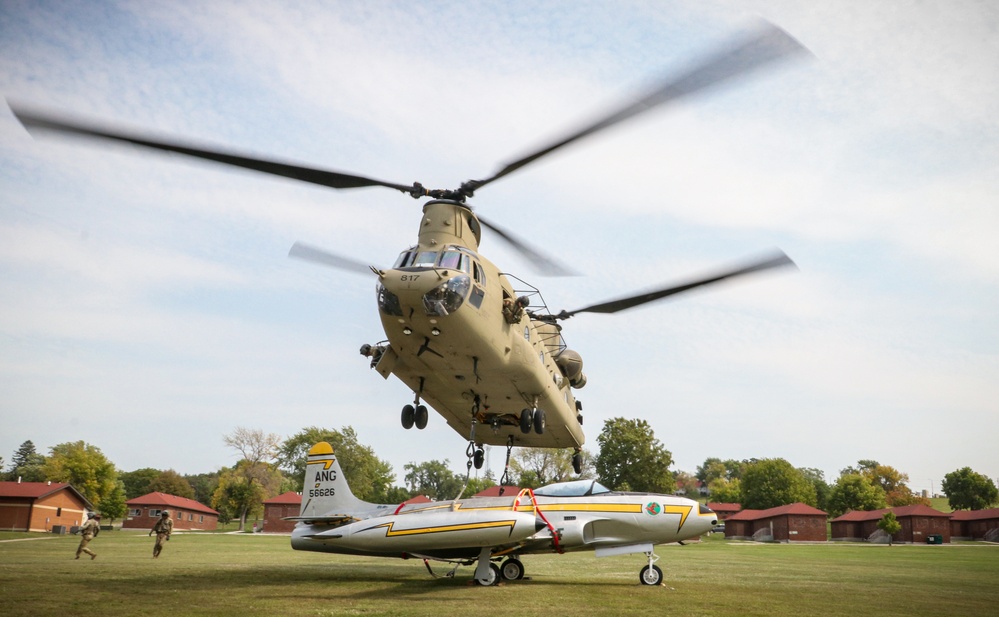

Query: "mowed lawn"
left=1, top=532, right=996, bottom=617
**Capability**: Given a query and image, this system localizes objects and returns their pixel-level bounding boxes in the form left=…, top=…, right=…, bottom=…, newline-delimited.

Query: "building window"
left=199, top=515, right=204, bottom=523
left=149, top=509, right=162, bottom=517
left=56, top=507, right=62, bottom=517
left=129, top=509, right=141, bottom=517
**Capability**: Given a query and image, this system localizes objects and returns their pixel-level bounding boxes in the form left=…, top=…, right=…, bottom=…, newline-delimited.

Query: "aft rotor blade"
left=476, top=214, right=579, bottom=277
left=288, top=241, right=375, bottom=275
left=558, top=251, right=795, bottom=318
left=9, top=102, right=418, bottom=195
left=463, top=22, right=808, bottom=194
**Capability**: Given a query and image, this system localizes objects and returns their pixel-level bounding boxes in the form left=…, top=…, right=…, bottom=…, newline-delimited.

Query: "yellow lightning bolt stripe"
left=306, top=457, right=336, bottom=470
left=368, top=519, right=519, bottom=537
left=664, top=505, right=693, bottom=529
left=401, top=502, right=644, bottom=515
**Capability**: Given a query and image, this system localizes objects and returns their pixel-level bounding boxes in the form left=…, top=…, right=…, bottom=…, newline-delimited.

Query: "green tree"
left=42, top=441, right=120, bottom=511
left=799, top=467, right=831, bottom=512
left=120, top=468, right=161, bottom=499
left=510, top=448, right=593, bottom=488
left=184, top=471, right=221, bottom=506
left=740, top=458, right=817, bottom=510
left=147, top=469, right=195, bottom=499
left=7, top=440, right=46, bottom=482
left=595, top=418, right=675, bottom=493
left=941, top=467, right=999, bottom=510
left=878, top=511, right=902, bottom=546
left=99, top=481, right=128, bottom=524
left=696, top=457, right=727, bottom=485
left=211, top=460, right=284, bottom=530
left=826, top=473, right=887, bottom=517
left=404, top=460, right=464, bottom=500
left=277, top=426, right=394, bottom=501
left=708, top=477, right=742, bottom=503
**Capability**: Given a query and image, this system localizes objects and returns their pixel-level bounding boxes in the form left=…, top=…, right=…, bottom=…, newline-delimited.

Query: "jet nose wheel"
left=640, top=564, right=664, bottom=586
left=500, top=558, right=525, bottom=581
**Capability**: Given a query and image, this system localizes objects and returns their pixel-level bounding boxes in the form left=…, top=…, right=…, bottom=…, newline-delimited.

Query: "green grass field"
left=1, top=532, right=996, bottom=617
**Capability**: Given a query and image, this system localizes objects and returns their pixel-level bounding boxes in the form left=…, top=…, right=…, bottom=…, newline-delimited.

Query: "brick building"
left=262, top=491, right=302, bottom=533
left=724, top=503, right=828, bottom=542
left=0, top=481, right=93, bottom=532
left=706, top=502, right=741, bottom=520
left=831, top=505, right=951, bottom=543
left=123, top=492, right=219, bottom=531
left=949, top=508, right=999, bottom=541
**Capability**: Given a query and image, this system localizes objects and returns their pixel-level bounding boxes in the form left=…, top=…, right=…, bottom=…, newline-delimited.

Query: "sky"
left=1, top=0, right=996, bottom=497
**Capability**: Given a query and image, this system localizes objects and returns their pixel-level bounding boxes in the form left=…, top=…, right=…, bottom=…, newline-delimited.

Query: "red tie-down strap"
left=513, top=488, right=563, bottom=554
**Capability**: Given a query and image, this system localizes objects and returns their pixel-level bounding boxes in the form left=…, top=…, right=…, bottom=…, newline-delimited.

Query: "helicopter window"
left=393, top=250, right=416, bottom=268
left=413, top=251, right=438, bottom=268
left=524, top=326, right=530, bottom=341
left=473, top=262, right=485, bottom=285
left=439, top=250, right=462, bottom=270
left=469, top=285, right=485, bottom=309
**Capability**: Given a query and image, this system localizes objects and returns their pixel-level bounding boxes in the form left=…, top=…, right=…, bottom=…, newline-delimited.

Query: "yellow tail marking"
left=307, top=456, right=336, bottom=470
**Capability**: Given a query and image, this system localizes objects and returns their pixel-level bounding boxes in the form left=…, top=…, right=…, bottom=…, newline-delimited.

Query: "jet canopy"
left=534, top=479, right=611, bottom=497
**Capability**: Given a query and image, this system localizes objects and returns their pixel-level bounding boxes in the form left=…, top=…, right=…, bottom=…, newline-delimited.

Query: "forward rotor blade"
left=288, top=241, right=375, bottom=275
left=558, top=250, right=795, bottom=319
left=476, top=214, right=579, bottom=276
left=464, top=22, right=809, bottom=194
left=8, top=101, right=418, bottom=195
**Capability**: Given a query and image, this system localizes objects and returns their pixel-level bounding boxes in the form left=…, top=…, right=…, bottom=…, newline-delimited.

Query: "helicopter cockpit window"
left=393, top=250, right=416, bottom=269
left=438, top=250, right=466, bottom=272
left=472, top=261, right=485, bottom=286
left=412, top=251, right=438, bottom=268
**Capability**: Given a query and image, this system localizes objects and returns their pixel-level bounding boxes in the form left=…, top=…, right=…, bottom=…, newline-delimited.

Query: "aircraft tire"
left=500, top=558, right=525, bottom=581
left=401, top=405, right=415, bottom=429
left=639, top=564, right=663, bottom=586
left=414, top=405, right=429, bottom=430
left=475, top=563, right=502, bottom=586
left=572, top=453, right=582, bottom=475
left=473, top=448, right=484, bottom=469
left=533, top=408, right=546, bottom=434
left=519, top=409, right=533, bottom=434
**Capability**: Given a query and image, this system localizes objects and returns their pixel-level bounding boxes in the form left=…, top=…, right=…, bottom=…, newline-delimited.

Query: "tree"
left=674, top=470, right=696, bottom=496
left=510, top=448, right=593, bottom=489
left=42, top=441, right=120, bottom=512
left=696, top=457, right=726, bottom=485
left=276, top=426, right=395, bottom=501
left=826, top=473, right=887, bottom=517
left=147, top=469, right=195, bottom=499
left=799, top=467, right=831, bottom=512
left=211, top=460, right=284, bottom=530
left=99, top=481, right=128, bottom=524
left=941, top=467, right=999, bottom=510
left=6, top=440, right=46, bottom=482
left=120, top=468, right=161, bottom=499
left=595, top=418, right=675, bottom=493
left=878, top=511, right=901, bottom=546
left=404, top=460, right=464, bottom=500
left=224, top=427, right=281, bottom=464
left=740, top=458, right=817, bottom=510
left=708, top=477, right=741, bottom=503
left=184, top=471, right=221, bottom=506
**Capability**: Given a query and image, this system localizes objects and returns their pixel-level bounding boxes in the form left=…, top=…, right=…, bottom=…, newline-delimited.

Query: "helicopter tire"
left=639, top=564, right=663, bottom=586
left=572, top=452, right=582, bottom=475
left=519, top=409, right=533, bottom=434
left=500, top=558, right=525, bottom=581
left=533, top=408, right=546, bottom=434
left=474, top=563, right=502, bottom=586
left=473, top=448, right=484, bottom=469
left=414, top=405, right=429, bottom=430
left=401, top=405, right=416, bottom=430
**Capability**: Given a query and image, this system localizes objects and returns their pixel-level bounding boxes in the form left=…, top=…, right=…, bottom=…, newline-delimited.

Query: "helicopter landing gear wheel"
left=533, top=408, right=546, bottom=434
left=401, top=405, right=415, bottom=429
left=572, top=450, right=582, bottom=475
left=414, top=404, right=429, bottom=430
left=474, top=563, right=502, bottom=586
left=519, top=408, right=533, bottom=434
left=473, top=447, right=484, bottom=470
left=640, top=564, right=663, bottom=586
left=500, top=558, right=525, bottom=581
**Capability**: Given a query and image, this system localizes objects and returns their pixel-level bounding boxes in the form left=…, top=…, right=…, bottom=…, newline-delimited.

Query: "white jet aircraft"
left=289, top=442, right=717, bottom=585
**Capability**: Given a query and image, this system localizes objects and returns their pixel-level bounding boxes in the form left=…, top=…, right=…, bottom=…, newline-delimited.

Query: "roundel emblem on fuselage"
left=645, top=502, right=661, bottom=516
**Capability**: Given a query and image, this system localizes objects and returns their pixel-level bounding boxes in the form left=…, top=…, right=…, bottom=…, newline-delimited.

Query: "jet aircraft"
left=289, top=442, right=717, bottom=586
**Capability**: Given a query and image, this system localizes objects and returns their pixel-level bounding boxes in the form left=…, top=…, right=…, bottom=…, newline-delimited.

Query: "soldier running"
left=149, top=510, right=173, bottom=558
left=75, top=512, right=100, bottom=560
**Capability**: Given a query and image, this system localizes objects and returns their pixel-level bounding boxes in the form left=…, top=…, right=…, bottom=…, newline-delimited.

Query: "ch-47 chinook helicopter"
left=10, top=22, right=807, bottom=481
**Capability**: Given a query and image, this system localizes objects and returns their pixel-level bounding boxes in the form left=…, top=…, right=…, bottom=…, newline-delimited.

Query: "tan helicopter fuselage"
left=369, top=200, right=584, bottom=449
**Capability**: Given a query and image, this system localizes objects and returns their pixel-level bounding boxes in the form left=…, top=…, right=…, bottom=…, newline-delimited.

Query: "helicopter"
left=9, top=22, right=807, bottom=481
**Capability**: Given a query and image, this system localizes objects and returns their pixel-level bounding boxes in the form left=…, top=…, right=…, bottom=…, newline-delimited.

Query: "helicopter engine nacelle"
left=555, top=349, right=587, bottom=389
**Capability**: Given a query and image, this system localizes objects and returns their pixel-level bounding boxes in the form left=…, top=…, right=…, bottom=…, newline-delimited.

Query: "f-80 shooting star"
left=288, top=442, right=717, bottom=586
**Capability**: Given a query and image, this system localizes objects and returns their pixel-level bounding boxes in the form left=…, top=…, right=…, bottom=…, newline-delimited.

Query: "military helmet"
left=161, top=510, right=170, bottom=516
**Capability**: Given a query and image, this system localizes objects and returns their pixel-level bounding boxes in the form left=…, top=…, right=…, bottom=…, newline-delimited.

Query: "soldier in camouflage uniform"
left=75, top=512, right=100, bottom=560
left=149, top=510, right=173, bottom=558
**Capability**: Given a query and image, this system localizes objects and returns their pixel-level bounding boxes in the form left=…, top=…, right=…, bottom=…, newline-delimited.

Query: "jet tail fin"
left=297, top=442, right=367, bottom=519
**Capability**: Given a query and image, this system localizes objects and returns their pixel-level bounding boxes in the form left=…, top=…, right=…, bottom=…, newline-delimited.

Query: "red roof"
left=726, top=503, right=826, bottom=521
left=707, top=502, right=741, bottom=512
left=0, top=481, right=92, bottom=507
left=263, top=491, right=302, bottom=505
left=832, top=504, right=950, bottom=522
left=126, top=492, right=218, bottom=515
left=949, top=508, right=999, bottom=521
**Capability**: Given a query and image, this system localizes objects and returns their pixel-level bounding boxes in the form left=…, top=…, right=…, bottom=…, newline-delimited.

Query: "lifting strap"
left=512, top=488, right=563, bottom=554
